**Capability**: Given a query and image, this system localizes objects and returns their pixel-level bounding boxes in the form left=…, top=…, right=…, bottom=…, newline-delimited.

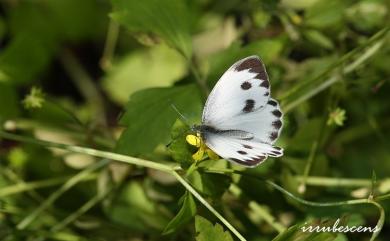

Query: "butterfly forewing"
left=202, top=56, right=271, bottom=126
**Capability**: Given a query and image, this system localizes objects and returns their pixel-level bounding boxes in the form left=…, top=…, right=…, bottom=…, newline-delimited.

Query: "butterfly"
left=193, top=55, right=283, bottom=167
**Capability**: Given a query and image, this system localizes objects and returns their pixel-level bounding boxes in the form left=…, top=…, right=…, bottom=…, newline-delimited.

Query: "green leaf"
left=103, top=44, right=187, bottom=104
left=0, top=32, right=56, bottom=84
left=110, top=0, right=192, bottom=58
left=116, top=84, right=202, bottom=156
left=195, top=216, right=234, bottom=241
left=163, top=192, right=196, bottom=235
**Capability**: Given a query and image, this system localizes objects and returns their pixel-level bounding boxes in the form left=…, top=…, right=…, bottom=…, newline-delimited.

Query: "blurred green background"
left=0, top=0, right=389, bottom=240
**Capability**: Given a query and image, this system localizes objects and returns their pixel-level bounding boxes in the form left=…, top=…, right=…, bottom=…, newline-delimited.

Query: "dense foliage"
left=0, top=0, right=389, bottom=241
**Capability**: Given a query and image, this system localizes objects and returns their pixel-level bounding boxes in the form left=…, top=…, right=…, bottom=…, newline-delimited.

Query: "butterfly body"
left=196, top=55, right=284, bottom=167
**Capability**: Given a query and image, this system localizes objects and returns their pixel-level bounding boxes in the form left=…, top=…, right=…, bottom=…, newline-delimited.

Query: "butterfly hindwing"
left=202, top=56, right=271, bottom=126
left=203, top=133, right=283, bottom=167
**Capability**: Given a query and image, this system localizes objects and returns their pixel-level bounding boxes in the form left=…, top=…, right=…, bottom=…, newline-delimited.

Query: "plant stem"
left=171, top=171, right=247, bottom=241
left=0, top=130, right=177, bottom=172
left=189, top=60, right=209, bottom=99
left=294, top=176, right=372, bottom=187
left=298, top=140, right=318, bottom=194
left=100, top=20, right=119, bottom=70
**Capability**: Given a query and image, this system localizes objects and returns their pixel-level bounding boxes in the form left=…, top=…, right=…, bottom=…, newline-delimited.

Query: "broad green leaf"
left=110, top=0, right=192, bottom=58
left=163, top=192, right=196, bottom=235
left=103, top=44, right=187, bottom=104
left=116, top=84, right=202, bottom=156
left=195, top=215, right=234, bottom=241
left=0, top=32, right=56, bottom=84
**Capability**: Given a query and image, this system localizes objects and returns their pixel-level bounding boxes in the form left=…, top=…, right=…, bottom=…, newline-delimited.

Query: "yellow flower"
left=186, top=134, right=219, bottom=161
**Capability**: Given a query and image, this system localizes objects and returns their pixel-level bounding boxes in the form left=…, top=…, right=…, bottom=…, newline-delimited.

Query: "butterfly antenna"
left=170, top=103, right=191, bottom=127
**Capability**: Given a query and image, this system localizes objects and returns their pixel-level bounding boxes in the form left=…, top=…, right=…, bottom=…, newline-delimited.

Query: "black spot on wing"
left=237, top=150, right=247, bottom=155
left=230, top=155, right=267, bottom=167
left=273, top=146, right=282, bottom=151
left=234, top=56, right=269, bottom=82
left=243, top=99, right=255, bottom=113
left=235, top=57, right=261, bottom=71
left=269, top=132, right=278, bottom=141
left=267, top=99, right=278, bottom=106
left=255, top=71, right=268, bottom=82
left=259, top=80, right=270, bottom=89
left=272, top=109, right=282, bottom=117
left=243, top=144, right=253, bottom=149
left=272, top=120, right=282, bottom=129
left=241, top=81, right=252, bottom=90
left=264, top=91, right=269, bottom=96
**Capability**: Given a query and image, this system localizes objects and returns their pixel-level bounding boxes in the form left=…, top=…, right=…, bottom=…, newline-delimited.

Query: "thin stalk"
left=368, top=200, right=385, bottom=241
left=171, top=171, right=247, bottom=241
left=294, top=176, right=372, bottom=187
left=3, top=118, right=115, bottom=148
left=189, top=60, right=209, bottom=99
left=0, top=130, right=177, bottom=172
left=298, top=140, right=318, bottom=194
left=100, top=20, right=120, bottom=70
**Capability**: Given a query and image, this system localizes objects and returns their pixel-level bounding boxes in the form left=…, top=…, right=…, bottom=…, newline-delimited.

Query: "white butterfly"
left=194, top=55, right=283, bottom=167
